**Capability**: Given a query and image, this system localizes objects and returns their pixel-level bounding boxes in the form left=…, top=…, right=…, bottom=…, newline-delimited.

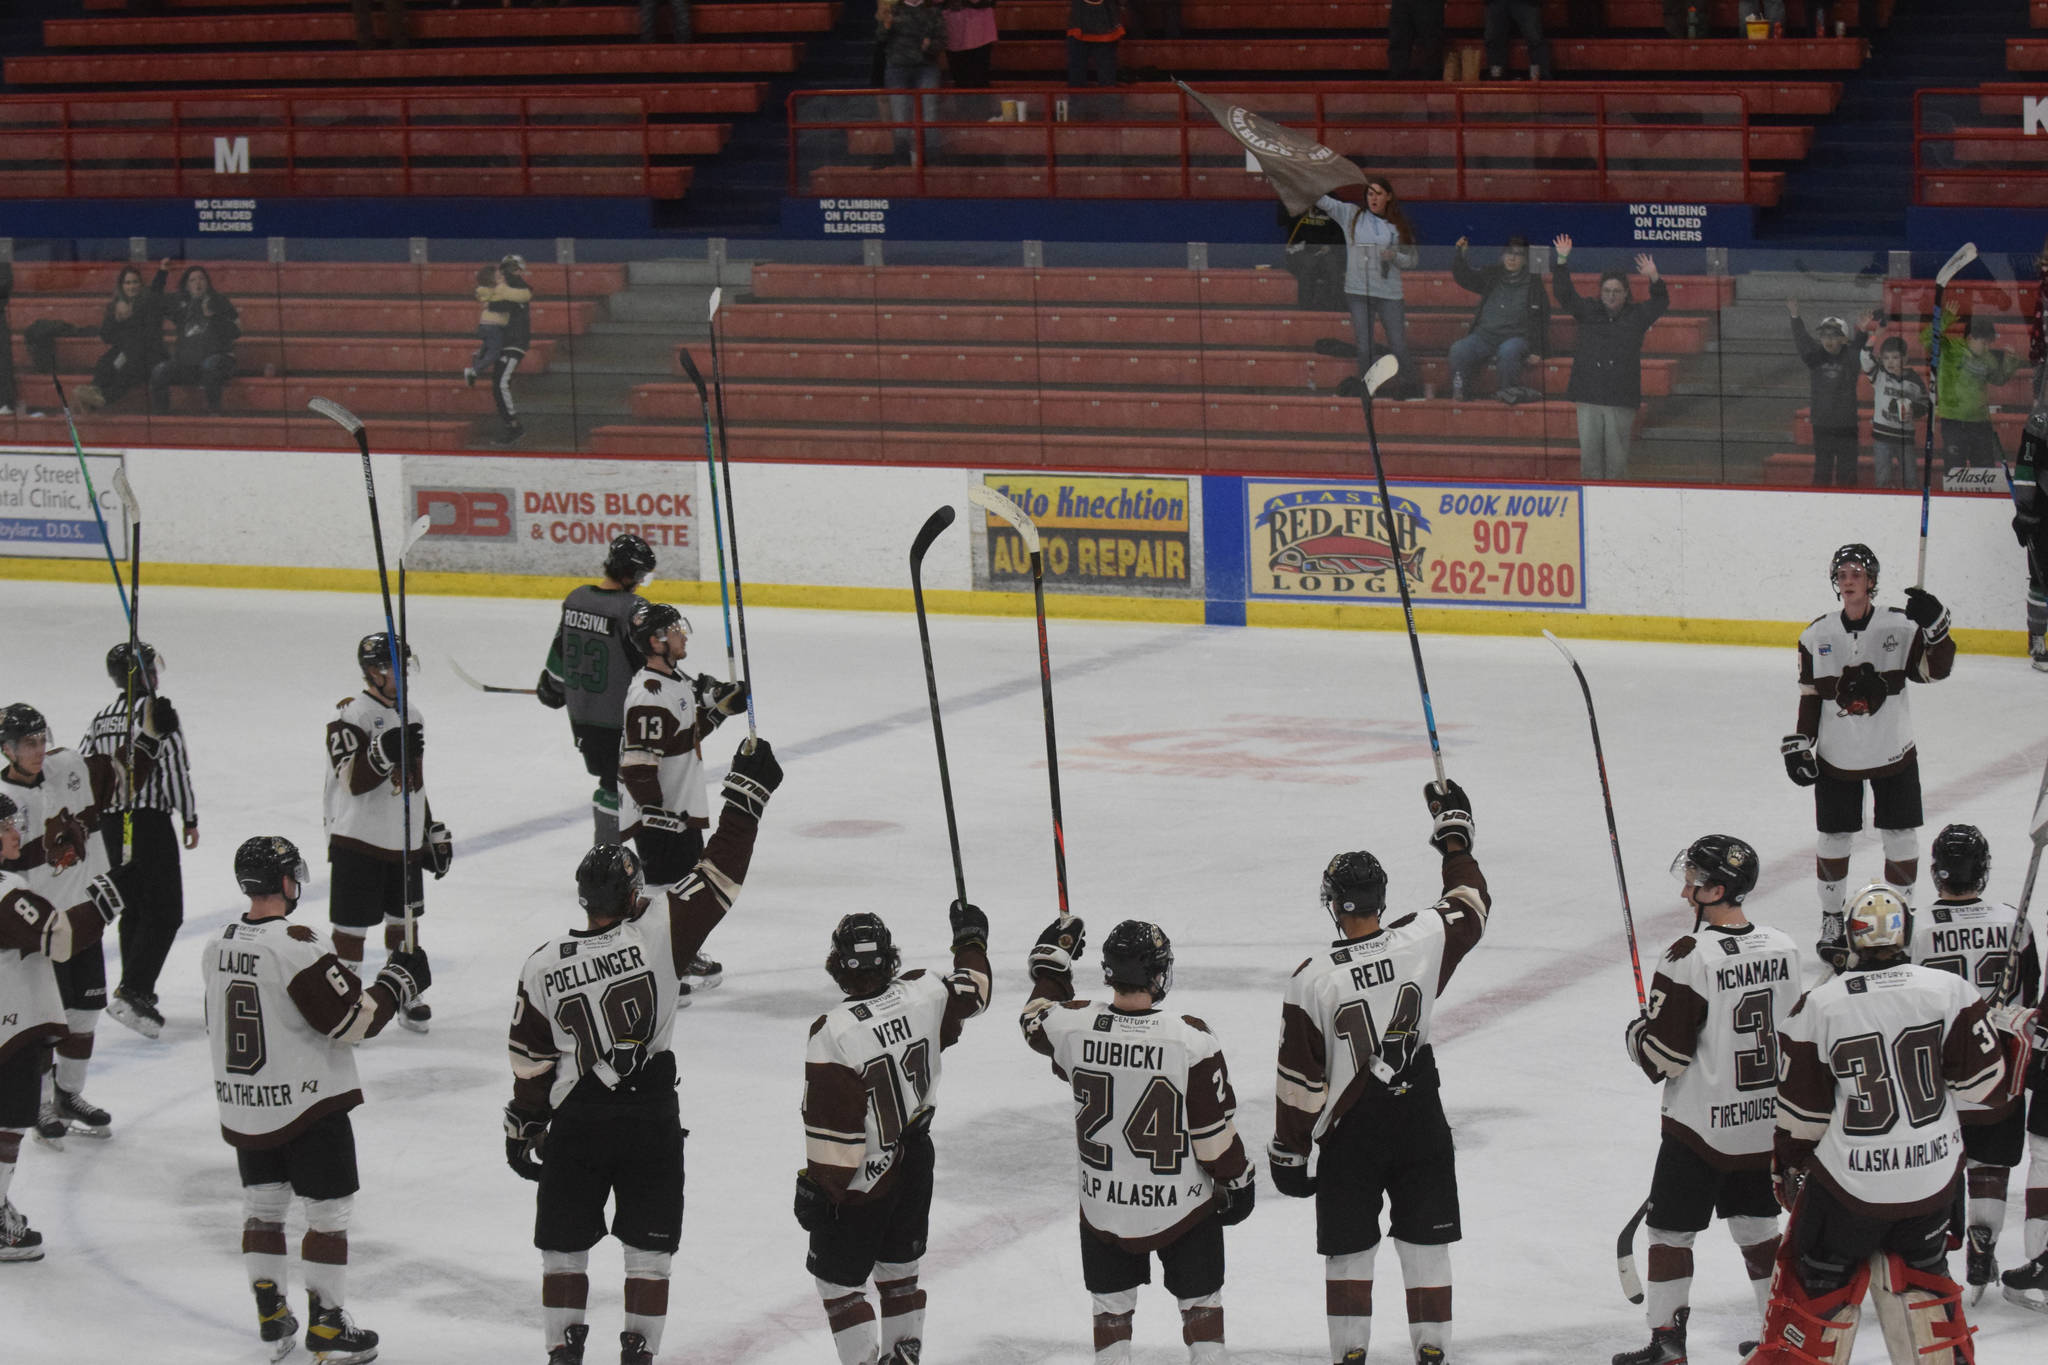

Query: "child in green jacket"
left=1921, top=306, right=2024, bottom=469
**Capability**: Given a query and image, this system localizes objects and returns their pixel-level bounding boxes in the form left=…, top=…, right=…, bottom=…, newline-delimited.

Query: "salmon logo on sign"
left=1255, top=487, right=1428, bottom=593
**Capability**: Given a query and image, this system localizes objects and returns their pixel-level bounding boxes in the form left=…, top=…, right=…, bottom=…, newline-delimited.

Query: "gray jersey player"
left=537, top=534, right=656, bottom=843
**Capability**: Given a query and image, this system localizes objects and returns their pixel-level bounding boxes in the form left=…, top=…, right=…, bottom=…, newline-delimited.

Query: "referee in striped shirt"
left=80, top=641, right=196, bottom=1039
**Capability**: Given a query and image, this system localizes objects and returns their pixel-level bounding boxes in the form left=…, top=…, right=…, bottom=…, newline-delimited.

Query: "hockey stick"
left=309, top=397, right=418, bottom=953
left=1919, top=242, right=1979, bottom=589
left=910, top=505, right=969, bottom=909
left=707, top=288, right=758, bottom=741
left=968, top=482, right=1071, bottom=926
left=397, top=514, right=431, bottom=650
left=115, top=466, right=142, bottom=869
left=48, top=373, right=132, bottom=622
left=1350, top=352, right=1448, bottom=788
left=1543, top=631, right=1646, bottom=1011
left=449, top=657, right=540, bottom=695
left=1997, top=745, right=2048, bottom=1007
left=1616, top=1198, right=1650, bottom=1304
left=678, top=346, right=739, bottom=685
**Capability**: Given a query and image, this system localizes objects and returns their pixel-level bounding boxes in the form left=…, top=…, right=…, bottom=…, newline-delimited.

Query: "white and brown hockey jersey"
left=1274, top=849, right=1489, bottom=1157
left=617, top=667, right=720, bottom=842
left=0, top=871, right=97, bottom=1067
left=803, top=944, right=992, bottom=1202
left=1912, top=897, right=2040, bottom=1117
left=1022, top=977, right=1249, bottom=1253
left=323, top=691, right=427, bottom=861
left=1628, top=923, right=1804, bottom=1168
left=1794, top=606, right=1953, bottom=780
left=1776, top=961, right=2005, bottom=1218
left=3, top=744, right=153, bottom=918
left=507, top=803, right=758, bottom=1114
left=200, top=914, right=403, bottom=1148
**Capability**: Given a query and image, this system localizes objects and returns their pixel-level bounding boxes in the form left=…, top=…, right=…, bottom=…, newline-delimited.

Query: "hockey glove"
left=535, top=670, right=567, bottom=710
left=1835, top=665, right=1889, bottom=717
left=900, top=1104, right=935, bottom=1145
left=722, top=738, right=782, bottom=819
left=1623, top=1013, right=1648, bottom=1070
left=377, top=947, right=431, bottom=1005
left=504, top=1105, right=548, bottom=1182
left=144, top=696, right=180, bottom=738
left=639, top=808, right=688, bottom=835
left=948, top=899, right=989, bottom=954
left=1424, top=778, right=1474, bottom=854
left=1215, top=1169, right=1257, bottom=1227
left=1268, top=1140, right=1316, bottom=1199
left=86, top=872, right=125, bottom=925
left=1028, top=916, right=1085, bottom=985
left=1773, top=1160, right=1808, bottom=1214
left=793, top=1169, right=836, bottom=1232
left=424, top=821, right=453, bottom=879
left=703, top=679, right=749, bottom=720
left=1902, top=586, right=1949, bottom=638
left=1780, top=733, right=1819, bottom=787
left=2016, top=508, right=2041, bottom=547
left=370, top=722, right=424, bottom=775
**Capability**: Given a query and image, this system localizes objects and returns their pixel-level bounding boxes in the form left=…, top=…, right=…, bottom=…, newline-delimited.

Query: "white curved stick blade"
left=1935, top=242, right=1978, bottom=288
left=112, top=465, right=139, bottom=519
left=708, top=287, right=723, bottom=322
left=968, top=483, right=1041, bottom=553
left=1541, top=628, right=1577, bottom=664
left=400, top=513, right=433, bottom=561
left=1363, top=352, right=1401, bottom=396
left=307, top=397, right=363, bottom=434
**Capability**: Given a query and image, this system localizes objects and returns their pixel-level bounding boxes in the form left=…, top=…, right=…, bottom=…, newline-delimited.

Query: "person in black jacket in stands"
left=80, top=263, right=169, bottom=412
left=489, top=254, right=534, bottom=446
left=1549, top=235, right=1668, bottom=480
left=150, top=266, right=240, bottom=416
left=1789, top=299, right=1871, bottom=487
left=1448, top=235, right=1549, bottom=405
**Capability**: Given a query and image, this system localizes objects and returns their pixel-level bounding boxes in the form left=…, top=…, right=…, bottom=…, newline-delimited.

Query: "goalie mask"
left=1829, top=543, right=1879, bottom=595
left=1844, top=883, right=1912, bottom=959
left=1930, top=823, right=1990, bottom=897
left=1100, top=919, right=1174, bottom=1001
left=234, top=835, right=309, bottom=912
left=1321, top=850, right=1388, bottom=925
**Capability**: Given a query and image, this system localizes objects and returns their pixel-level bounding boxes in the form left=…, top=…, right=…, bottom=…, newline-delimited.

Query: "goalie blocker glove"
left=424, top=821, right=453, bottom=879
left=503, top=1105, right=547, bottom=1182
left=1424, top=778, right=1474, bottom=853
left=948, top=899, right=989, bottom=953
left=721, top=737, right=783, bottom=819
left=1268, top=1139, right=1315, bottom=1198
left=1781, top=733, right=1819, bottom=787
left=1027, top=915, right=1086, bottom=984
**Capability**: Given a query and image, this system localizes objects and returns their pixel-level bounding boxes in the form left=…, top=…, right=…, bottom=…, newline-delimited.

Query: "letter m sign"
left=214, top=136, right=250, bottom=174
left=2027, top=97, right=2048, bottom=137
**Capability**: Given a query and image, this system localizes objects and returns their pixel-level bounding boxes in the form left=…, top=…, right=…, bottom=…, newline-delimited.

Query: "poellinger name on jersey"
left=1022, top=981, right=1249, bottom=1252
left=804, top=946, right=992, bottom=1201
left=619, top=668, right=716, bottom=839
left=1776, top=963, right=2005, bottom=1218
left=507, top=808, right=758, bottom=1113
left=201, top=917, right=403, bottom=1148
left=323, top=691, right=427, bottom=859
left=1275, top=849, right=1490, bottom=1156
left=0, top=871, right=96, bottom=1065
left=1796, top=606, right=1953, bottom=778
left=1630, top=923, right=1804, bottom=1166
left=1912, top=898, right=2040, bottom=1117
left=546, top=585, right=648, bottom=730
left=3, top=744, right=153, bottom=914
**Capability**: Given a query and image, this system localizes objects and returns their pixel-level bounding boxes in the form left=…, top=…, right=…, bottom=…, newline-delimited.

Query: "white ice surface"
left=4, top=581, right=2047, bottom=1363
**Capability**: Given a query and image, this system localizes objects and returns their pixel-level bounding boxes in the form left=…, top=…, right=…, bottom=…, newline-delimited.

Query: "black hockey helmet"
left=628, top=601, right=688, bottom=656
left=576, top=842, right=646, bottom=921
left=105, top=640, right=160, bottom=689
left=1930, top=823, right=1991, bottom=896
left=234, top=835, right=309, bottom=909
left=603, top=533, right=657, bottom=587
left=0, top=702, right=49, bottom=753
left=0, top=791, right=19, bottom=830
left=826, top=912, right=900, bottom=994
left=1321, top=850, right=1388, bottom=924
left=1671, top=834, right=1759, bottom=904
left=1100, top=919, right=1174, bottom=1000
left=356, top=633, right=415, bottom=677
left=1830, top=543, right=1879, bottom=595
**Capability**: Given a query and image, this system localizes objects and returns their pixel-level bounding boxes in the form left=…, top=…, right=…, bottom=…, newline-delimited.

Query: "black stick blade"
left=678, top=347, right=708, bottom=402
left=910, top=505, right=957, bottom=566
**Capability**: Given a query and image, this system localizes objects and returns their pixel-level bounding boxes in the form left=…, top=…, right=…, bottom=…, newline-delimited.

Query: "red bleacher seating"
left=989, top=36, right=1863, bottom=77
left=45, top=4, right=836, bottom=46
left=4, top=43, right=803, bottom=88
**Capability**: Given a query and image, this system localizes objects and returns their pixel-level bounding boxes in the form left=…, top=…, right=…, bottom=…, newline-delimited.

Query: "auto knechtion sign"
left=973, top=472, right=1202, bottom=599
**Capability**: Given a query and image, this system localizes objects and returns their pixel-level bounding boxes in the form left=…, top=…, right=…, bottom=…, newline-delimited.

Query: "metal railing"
left=1914, top=86, right=2048, bottom=206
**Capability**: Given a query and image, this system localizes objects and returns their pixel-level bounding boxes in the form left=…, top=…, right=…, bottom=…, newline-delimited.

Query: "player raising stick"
left=1616, top=836, right=1801, bottom=1363
left=795, top=901, right=991, bottom=1365
left=504, top=738, right=781, bottom=1365
left=1021, top=916, right=1255, bottom=1365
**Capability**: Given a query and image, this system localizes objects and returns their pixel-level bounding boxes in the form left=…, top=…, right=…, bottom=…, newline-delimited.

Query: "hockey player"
left=537, top=533, right=658, bottom=845
left=1271, top=780, right=1485, bottom=1365
left=1781, top=544, right=1953, bottom=964
left=504, top=738, right=781, bottom=1365
left=81, top=640, right=199, bottom=1038
left=796, top=902, right=992, bottom=1365
left=618, top=602, right=745, bottom=991
left=323, top=635, right=450, bottom=1033
left=1, top=699, right=161, bottom=1141
left=0, top=792, right=118, bottom=1261
left=1750, top=884, right=2007, bottom=1365
left=1998, top=998, right=2048, bottom=1308
left=1909, top=824, right=2041, bottom=1298
left=1616, top=835, right=1801, bottom=1364
left=206, top=834, right=428, bottom=1363
left=2013, top=234, right=2048, bottom=667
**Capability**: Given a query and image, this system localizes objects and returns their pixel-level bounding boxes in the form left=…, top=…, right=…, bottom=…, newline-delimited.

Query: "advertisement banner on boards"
left=972, top=471, right=1202, bottom=599
left=401, top=456, right=699, bottom=579
left=0, top=448, right=128, bottom=558
left=1245, top=479, right=1585, bottom=608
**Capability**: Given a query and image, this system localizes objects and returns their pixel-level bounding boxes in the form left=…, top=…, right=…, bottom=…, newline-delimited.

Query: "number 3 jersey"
left=802, top=944, right=992, bottom=1201
left=1274, top=849, right=1490, bottom=1158
left=323, top=691, right=428, bottom=859
left=1022, top=981, right=1250, bottom=1252
left=201, top=915, right=403, bottom=1148
left=1628, top=923, right=1803, bottom=1167
left=1776, top=962, right=2005, bottom=1218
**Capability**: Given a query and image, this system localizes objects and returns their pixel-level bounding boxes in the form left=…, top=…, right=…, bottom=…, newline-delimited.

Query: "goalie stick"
left=910, top=505, right=969, bottom=909
left=1918, top=242, right=1978, bottom=589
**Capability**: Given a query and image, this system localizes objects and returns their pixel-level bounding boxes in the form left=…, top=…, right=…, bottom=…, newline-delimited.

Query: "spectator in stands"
left=1484, top=0, right=1549, bottom=80
left=1449, top=235, right=1548, bottom=404
left=1066, top=0, right=1124, bottom=87
left=882, top=0, right=946, bottom=161
left=1387, top=0, right=1445, bottom=80
left=1549, top=235, right=1668, bottom=480
left=0, top=261, right=14, bottom=418
left=639, top=0, right=692, bottom=43
left=1315, top=178, right=1420, bottom=400
left=1922, top=305, right=2023, bottom=471
left=150, top=266, right=240, bottom=417
left=351, top=0, right=410, bottom=50
left=1862, top=325, right=1929, bottom=490
left=1280, top=200, right=1348, bottom=316
left=944, top=0, right=998, bottom=89
left=488, top=255, right=534, bottom=445
left=465, top=265, right=508, bottom=388
left=1788, top=300, right=1868, bottom=486
left=79, top=263, right=169, bottom=413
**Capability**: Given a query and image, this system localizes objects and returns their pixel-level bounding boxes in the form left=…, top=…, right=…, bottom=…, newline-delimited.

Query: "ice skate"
left=253, top=1277, right=300, bottom=1360
left=1419, top=1346, right=1449, bottom=1364
left=1340, top=1352, right=1366, bottom=1364
left=547, top=1323, right=588, bottom=1364
left=1965, top=1225, right=1997, bottom=1302
left=882, top=1339, right=921, bottom=1365
left=304, top=1295, right=378, bottom=1363
left=1613, top=1306, right=1688, bottom=1365
left=2004, top=1248, right=2048, bottom=1311
left=33, top=1094, right=65, bottom=1150
left=619, top=1329, right=653, bottom=1365
left=56, top=1086, right=112, bottom=1138
left=0, top=1199, right=45, bottom=1262
left=106, top=986, right=164, bottom=1039
left=683, top=952, right=722, bottom=989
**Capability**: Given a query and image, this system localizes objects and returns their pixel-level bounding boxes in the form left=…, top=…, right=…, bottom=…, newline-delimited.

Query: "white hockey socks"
left=0, top=1128, right=20, bottom=1204
left=1966, top=1159, right=2007, bottom=1240
left=817, top=1277, right=879, bottom=1365
left=541, top=1250, right=590, bottom=1351
left=1643, top=1227, right=1695, bottom=1329
left=301, top=1196, right=352, bottom=1309
left=2027, top=1134, right=2048, bottom=1261
left=241, top=1182, right=291, bottom=1291
left=1394, top=1238, right=1453, bottom=1358
left=55, top=1010, right=96, bottom=1095
left=1092, top=1287, right=1138, bottom=1365
left=1728, top=1215, right=1781, bottom=1321
left=874, top=1258, right=925, bottom=1357
left=1178, top=1290, right=1224, bottom=1363
left=622, top=1246, right=671, bottom=1354
left=1325, top=1245, right=1377, bottom=1361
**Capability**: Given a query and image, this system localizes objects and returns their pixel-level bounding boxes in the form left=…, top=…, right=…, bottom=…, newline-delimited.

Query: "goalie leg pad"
left=1748, top=1246, right=1868, bottom=1365
left=1872, top=1252, right=1975, bottom=1365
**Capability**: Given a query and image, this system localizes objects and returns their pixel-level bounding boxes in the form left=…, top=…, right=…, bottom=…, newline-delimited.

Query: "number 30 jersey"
left=1628, top=923, right=1803, bottom=1167
left=802, top=944, right=992, bottom=1201
left=1023, top=984, right=1250, bottom=1252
